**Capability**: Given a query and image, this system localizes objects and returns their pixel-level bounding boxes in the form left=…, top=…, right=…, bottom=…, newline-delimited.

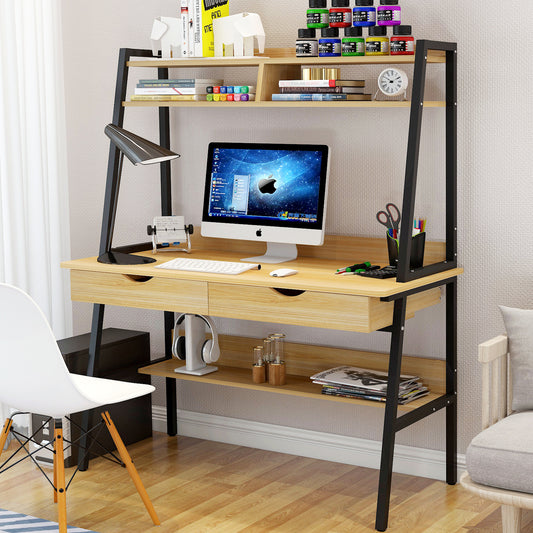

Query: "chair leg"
left=101, top=411, right=160, bottom=525
left=501, top=504, right=521, bottom=533
left=54, top=421, right=67, bottom=533
left=0, top=418, right=13, bottom=453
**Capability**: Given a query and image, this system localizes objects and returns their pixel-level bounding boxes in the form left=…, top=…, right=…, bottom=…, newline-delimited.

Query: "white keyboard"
left=155, top=257, right=260, bottom=275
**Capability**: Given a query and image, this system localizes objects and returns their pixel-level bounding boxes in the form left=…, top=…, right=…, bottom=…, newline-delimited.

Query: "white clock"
left=377, top=68, right=408, bottom=98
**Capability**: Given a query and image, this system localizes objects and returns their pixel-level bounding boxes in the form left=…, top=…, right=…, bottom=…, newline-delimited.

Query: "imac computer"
left=201, top=142, right=330, bottom=263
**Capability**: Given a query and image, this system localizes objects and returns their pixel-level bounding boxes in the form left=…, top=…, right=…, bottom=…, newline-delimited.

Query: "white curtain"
left=0, top=0, right=73, bottom=427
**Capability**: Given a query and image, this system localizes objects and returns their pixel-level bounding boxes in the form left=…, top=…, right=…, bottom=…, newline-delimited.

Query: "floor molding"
left=152, top=406, right=465, bottom=481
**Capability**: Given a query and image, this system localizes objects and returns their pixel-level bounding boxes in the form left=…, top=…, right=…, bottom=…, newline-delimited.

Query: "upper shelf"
left=126, top=47, right=446, bottom=68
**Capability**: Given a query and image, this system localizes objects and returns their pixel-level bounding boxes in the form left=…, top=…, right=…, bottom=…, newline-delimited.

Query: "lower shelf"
left=139, top=358, right=443, bottom=413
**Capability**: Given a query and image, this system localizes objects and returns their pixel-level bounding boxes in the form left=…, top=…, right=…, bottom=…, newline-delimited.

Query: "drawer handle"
left=272, top=288, right=306, bottom=297
left=123, top=275, right=153, bottom=283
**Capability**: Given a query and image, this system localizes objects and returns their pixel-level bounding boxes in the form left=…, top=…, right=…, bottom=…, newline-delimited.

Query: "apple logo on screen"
left=258, top=175, right=277, bottom=194
left=256, top=229, right=262, bottom=237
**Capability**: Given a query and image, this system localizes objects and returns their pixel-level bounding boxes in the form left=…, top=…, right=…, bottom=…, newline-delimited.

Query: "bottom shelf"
left=139, top=336, right=445, bottom=413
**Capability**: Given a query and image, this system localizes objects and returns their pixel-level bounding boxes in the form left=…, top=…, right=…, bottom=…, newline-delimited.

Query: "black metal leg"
left=445, top=280, right=457, bottom=484
left=375, top=297, right=407, bottom=531
left=78, top=303, right=105, bottom=471
left=164, top=311, right=177, bottom=436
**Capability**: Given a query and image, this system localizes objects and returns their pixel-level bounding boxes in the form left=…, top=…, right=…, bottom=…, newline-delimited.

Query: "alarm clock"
left=376, top=67, right=408, bottom=98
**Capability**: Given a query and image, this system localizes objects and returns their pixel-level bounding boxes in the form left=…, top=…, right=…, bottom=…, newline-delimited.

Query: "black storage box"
left=32, top=328, right=152, bottom=467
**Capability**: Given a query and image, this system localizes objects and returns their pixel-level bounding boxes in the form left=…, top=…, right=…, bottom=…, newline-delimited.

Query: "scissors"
left=376, top=203, right=401, bottom=234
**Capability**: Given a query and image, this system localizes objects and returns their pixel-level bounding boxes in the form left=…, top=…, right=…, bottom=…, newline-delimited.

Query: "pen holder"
left=387, top=232, right=426, bottom=269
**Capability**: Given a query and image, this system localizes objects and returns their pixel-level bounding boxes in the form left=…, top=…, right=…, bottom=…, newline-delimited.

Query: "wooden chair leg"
left=54, top=422, right=67, bottom=533
left=101, top=411, right=160, bottom=525
left=53, top=436, right=58, bottom=504
left=501, top=504, right=521, bottom=533
left=0, top=418, right=13, bottom=453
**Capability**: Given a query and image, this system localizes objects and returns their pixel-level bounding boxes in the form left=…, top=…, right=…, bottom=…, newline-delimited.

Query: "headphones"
left=171, top=313, right=220, bottom=364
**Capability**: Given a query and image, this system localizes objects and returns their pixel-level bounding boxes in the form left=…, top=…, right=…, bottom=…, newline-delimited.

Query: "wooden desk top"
left=62, top=235, right=462, bottom=299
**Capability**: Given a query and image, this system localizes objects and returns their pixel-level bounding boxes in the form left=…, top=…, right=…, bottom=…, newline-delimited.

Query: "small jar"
left=342, top=26, right=365, bottom=56
left=329, top=0, right=352, bottom=28
left=307, top=0, right=329, bottom=29
left=296, top=28, right=319, bottom=57
left=319, top=27, right=341, bottom=57
left=366, top=26, right=389, bottom=55
left=377, top=0, right=401, bottom=26
left=353, top=0, right=376, bottom=27
left=390, top=25, right=414, bottom=55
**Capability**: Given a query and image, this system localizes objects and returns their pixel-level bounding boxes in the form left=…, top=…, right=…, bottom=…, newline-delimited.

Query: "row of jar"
left=307, top=0, right=401, bottom=29
left=296, top=25, right=414, bottom=57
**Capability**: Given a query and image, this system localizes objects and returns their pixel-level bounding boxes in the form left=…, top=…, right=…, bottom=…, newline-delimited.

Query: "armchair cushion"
left=466, top=411, right=533, bottom=494
left=500, top=305, right=533, bottom=411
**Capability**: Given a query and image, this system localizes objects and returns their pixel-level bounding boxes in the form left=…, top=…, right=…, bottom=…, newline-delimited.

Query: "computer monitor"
left=201, top=142, right=330, bottom=263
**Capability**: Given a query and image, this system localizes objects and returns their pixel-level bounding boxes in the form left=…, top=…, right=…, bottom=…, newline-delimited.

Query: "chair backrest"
left=0, top=283, right=99, bottom=418
left=478, top=334, right=511, bottom=430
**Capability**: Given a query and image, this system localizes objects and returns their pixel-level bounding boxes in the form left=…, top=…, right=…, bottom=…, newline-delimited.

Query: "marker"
left=336, top=261, right=372, bottom=274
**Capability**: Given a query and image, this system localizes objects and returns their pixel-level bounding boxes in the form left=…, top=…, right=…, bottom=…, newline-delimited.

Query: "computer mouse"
left=269, top=268, right=298, bottom=277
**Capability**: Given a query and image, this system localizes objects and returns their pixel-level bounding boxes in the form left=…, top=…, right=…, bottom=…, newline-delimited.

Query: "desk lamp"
left=97, top=124, right=180, bottom=265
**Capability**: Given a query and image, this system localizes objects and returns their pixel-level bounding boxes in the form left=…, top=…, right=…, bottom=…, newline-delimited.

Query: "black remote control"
left=356, top=266, right=397, bottom=279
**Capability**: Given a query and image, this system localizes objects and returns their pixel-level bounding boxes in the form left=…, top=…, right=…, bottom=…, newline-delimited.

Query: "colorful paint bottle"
left=353, top=0, right=376, bottom=27
left=307, top=0, right=329, bottom=29
left=329, top=0, right=352, bottom=28
left=342, top=27, right=365, bottom=56
left=296, top=28, right=319, bottom=57
left=366, top=26, right=389, bottom=55
left=319, top=27, right=341, bottom=57
left=377, top=0, right=401, bottom=26
left=390, top=25, right=414, bottom=55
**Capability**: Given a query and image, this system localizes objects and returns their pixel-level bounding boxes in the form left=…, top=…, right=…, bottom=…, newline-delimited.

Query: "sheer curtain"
left=0, top=0, right=72, bottom=429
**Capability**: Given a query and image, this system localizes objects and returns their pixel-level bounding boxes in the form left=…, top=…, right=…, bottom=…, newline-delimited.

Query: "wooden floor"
left=1, top=432, right=532, bottom=533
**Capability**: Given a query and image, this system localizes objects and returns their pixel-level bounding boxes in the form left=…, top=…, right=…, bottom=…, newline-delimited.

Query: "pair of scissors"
left=376, top=203, right=401, bottom=234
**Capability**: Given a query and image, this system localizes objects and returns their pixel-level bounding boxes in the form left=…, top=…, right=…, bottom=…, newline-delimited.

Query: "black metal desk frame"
left=81, top=40, right=458, bottom=532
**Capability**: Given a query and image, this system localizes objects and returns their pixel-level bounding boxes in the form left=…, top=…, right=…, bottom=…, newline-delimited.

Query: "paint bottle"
left=296, top=28, right=319, bottom=57
left=366, top=26, right=389, bottom=55
left=353, top=0, right=376, bottom=28
left=307, top=0, right=329, bottom=29
left=342, top=27, right=365, bottom=56
left=390, top=25, right=414, bottom=55
left=329, top=0, right=352, bottom=29
left=377, top=0, right=401, bottom=26
left=319, top=27, right=341, bottom=57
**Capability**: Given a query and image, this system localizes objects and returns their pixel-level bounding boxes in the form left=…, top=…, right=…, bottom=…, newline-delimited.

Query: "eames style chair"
left=0, top=283, right=160, bottom=532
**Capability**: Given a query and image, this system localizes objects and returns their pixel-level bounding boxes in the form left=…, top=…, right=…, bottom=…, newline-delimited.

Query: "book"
left=137, top=79, right=224, bottom=87
left=271, top=93, right=371, bottom=101
left=279, top=86, right=364, bottom=94
left=135, top=86, right=218, bottom=95
left=180, top=0, right=190, bottom=57
left=130, top=94, right=208, bottom=101
left=193, top=0, right=230, bottom=57
left=279, top=79, right=365, bottom=88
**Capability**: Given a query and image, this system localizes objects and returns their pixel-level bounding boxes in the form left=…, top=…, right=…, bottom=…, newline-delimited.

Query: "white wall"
left=62, top=0, right=533, bottom=456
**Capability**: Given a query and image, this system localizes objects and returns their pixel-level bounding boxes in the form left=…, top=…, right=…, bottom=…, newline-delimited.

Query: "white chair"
left=460, top=335, right=533, bottom=532
left=0, top=283, right=160, bottom=532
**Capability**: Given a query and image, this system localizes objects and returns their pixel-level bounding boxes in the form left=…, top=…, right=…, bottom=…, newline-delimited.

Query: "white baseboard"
left=152, top=406, right=465, bottom=482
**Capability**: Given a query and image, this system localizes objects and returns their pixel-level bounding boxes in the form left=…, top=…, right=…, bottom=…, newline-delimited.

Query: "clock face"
left=378, top=68, right=408, bottom=96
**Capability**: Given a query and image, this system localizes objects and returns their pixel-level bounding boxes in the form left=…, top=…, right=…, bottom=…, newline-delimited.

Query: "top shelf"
left=127, top=47, right=447, bottom=68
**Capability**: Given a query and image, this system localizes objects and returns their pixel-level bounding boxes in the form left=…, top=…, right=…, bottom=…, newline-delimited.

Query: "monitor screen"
left=201, top=142, right=329, bottom=262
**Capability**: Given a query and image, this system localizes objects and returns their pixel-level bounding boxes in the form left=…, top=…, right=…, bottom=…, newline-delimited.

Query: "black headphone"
left=171, top=314, right=220, bottom=364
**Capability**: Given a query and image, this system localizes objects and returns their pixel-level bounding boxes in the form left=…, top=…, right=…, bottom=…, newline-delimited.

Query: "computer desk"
left=61, top=232, right=462, bottom=530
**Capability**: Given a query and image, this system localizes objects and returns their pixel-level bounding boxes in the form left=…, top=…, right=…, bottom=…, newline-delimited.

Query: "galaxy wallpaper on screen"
left=208, top=147, right=323, bottom=222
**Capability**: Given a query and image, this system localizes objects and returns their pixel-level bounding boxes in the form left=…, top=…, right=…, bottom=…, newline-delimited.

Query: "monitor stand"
left=242, top=242, right=297, bottom=264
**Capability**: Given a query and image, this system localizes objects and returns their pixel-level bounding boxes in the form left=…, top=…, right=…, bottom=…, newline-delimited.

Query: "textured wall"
left=62, top=0, right=533, bottom=455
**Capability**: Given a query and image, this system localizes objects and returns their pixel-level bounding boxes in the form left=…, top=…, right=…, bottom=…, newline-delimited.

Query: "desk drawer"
left=70, top=270, right=208, bottom=313
left=209, top=284, right=441, bottom=333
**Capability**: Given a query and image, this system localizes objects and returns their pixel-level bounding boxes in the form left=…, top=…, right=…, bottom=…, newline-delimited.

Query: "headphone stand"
left=174, top=314, right=218, bottom=376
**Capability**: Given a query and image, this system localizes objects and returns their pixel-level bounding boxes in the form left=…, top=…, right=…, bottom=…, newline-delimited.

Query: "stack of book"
left=131, top=78, right=224, bottom=102
left=272, top=79, right=371, bottom=102
left=310, top=365, right=429, bottom=404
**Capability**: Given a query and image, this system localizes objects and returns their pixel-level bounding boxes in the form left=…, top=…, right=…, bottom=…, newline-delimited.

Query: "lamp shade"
left=104, top=124, right=180, bottom=165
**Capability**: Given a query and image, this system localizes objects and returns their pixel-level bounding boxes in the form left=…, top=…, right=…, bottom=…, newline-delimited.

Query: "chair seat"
left=70, top=374, right=155, bottom=413
left=466, top=411, right=533, bottom=494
